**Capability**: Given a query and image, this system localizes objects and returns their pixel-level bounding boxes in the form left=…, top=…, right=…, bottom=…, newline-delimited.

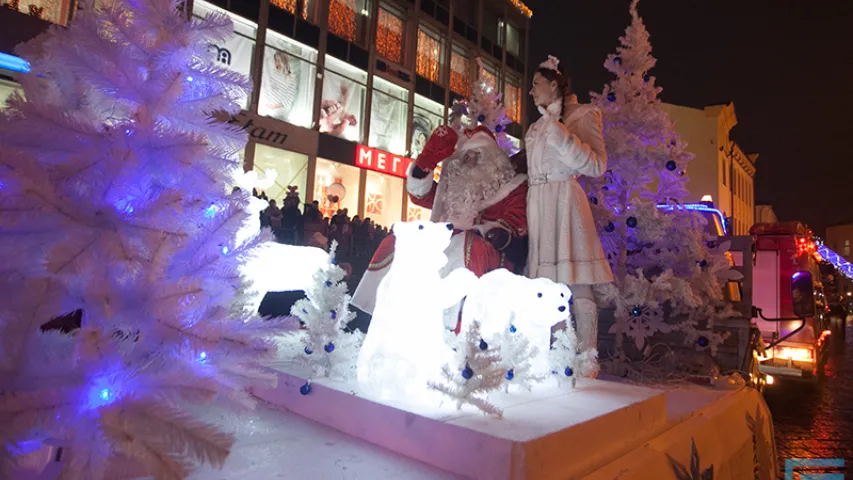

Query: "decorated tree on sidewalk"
left=582, top=0, right=740, bottom=374
left=287, top=241, right=363, bottom=379
left=0, top=0, right=293, bottom=478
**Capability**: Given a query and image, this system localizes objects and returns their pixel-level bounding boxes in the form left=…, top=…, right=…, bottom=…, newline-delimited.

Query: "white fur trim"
left=458, top=130, right=497, bottom=153
left=406, top=162, right=435, bottom=198
left=476, top=173, right=527, bottom=211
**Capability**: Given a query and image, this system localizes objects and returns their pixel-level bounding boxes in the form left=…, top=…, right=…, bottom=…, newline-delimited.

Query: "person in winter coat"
left=525, top=55, right=613, bottom=369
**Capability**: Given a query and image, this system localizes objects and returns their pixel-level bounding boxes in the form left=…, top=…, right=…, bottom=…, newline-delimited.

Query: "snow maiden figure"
left=525, top=55, right=613, bottom=371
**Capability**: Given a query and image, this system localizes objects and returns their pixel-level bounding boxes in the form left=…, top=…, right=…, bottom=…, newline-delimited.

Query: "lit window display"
left=320, top=55, right=368, bottom=142
left=328, top=0, right=371, bottom=45
left=193, top=0, right=257, bottom=108
left=416, top=26, right=444, bottom=83
left=376, top=4, right=405, bottom=64
left=270, top=0, right=315, bottom=20
left=315, top=158, right=361, bottom=219
left=450, top=47, right=471, bottom=97
left=0, top=78, right=23, bottom=107
left=258, top=30, right=318, bottom=128
left=252, top=144, right=309, bottom=204
left=364, top=171, right=403, bottom=228
left=481, top=59, right=498, bottom=89
left=369, top=76, right=409, bottom=155
left=504, top=73, right=522, bottom=124
left=407, top=204, right=431, bottom=222
left=8, top=0, right=70, bottom=25
left=411, top=94, right=443, bottom=158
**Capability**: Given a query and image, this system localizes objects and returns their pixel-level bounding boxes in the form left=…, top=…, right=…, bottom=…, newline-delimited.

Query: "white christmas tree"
left=0, top=0, right=294, bottom=478
left=550, top=326, right=598, bottom=388
left=287, top=241, right=363, bottom=379
left=493, top=321, right=544, bottom=392
left=429, top=321, right=505, bottom=417
left=582, top=0, right=738, bottom=370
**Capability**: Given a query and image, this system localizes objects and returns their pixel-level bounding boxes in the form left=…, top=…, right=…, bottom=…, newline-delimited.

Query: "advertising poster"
left=258, top=46, right=316, bottom=128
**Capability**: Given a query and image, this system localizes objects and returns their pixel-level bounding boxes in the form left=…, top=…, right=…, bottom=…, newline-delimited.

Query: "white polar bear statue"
left=357, top=221, right=477, bottom=399
left=461, top=269, right=573, bottom=375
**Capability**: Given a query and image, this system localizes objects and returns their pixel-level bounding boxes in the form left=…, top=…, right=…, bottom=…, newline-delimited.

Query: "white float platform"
left=250, top=361, right=671, bottom=480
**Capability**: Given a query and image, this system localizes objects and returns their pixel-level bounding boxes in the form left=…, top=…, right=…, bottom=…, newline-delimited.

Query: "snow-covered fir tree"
left=549, top=326, right=597, bottom=388
left=288, top=241, right=362, bottom=379
left=429, top=321, right=505, bottom=417
left=582, top=0, right=739, bottom=369
left=0, top=0, right=294, bottom=477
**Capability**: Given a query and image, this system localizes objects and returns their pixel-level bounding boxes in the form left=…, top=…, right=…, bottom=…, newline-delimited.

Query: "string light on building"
left=509, top=0, right=533, bottom=18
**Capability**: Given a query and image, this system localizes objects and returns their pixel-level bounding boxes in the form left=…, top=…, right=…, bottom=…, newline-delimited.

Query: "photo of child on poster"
left=319, top=79, right=358, bottom=138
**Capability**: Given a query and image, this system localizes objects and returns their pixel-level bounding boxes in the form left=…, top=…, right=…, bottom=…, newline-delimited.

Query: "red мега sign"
left=355, top=145, right=412, bottom=179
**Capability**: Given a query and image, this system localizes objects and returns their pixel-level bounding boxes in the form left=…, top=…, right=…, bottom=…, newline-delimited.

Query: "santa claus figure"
left=351, top=124, right=528, bottom=332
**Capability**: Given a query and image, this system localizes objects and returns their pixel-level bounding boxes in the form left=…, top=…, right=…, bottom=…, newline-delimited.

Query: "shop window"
left=252, top=144, right=309, bottom=204
left=0, top=78, right=23, bottom=107
left=449, top=46, right=471, bottom=97
left=411, top=94, right=443, bottom=158
left=271, top=0, right=316, bottom=21
left=320, top=55, right=368, bottom=142
left=258, top=30, right=318, bottom=127
left=416, top=25, right=445, bottom=83
left=364, top=171, right=404, bottom=229
left=328, top=0, right=371, bottom=46
left=481, top=59, right=498, bottom=88
left=504, top=73, right=522, bottom=124
left=194, top=1, right=257, bottom=108
left=376, top=3, right=406, bottom=65
left=498, top=21, right=521, bottom=57
left=315, top=158, right=361, bottom=219
left=407, top=204, right=431, bottom=222
left=369, top=76, right=409, bottom=155
left=8, top=0, right=71, bottom=25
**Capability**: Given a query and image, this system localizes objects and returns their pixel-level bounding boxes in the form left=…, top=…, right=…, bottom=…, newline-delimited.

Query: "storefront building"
left=0, top=0, right=533, bottom=229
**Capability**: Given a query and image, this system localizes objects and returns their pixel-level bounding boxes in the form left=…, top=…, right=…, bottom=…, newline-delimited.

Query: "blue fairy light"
left=187, top=75, right=194, bottom=82
left=198, top=351, right=207, bottom=361
left=100, top=389, right=110, bottom=400
left=221, top=246, right=229, bottom=255
left=204, top=204, right=218, bottom=219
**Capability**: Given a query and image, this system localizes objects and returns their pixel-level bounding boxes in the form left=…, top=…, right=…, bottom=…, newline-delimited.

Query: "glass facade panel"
left=259, top=30, right=318, bottom=128
left=252, top=144, right=310, bottom=205
left=315, top=158, right=361, bottom=219
left=328, top=0, right=371, bottom=45
left=369, top=77, right=409, bottom=155
left=364, top=171, right=404, bottom=229
left=320, top=55, right=368, bottom=142
left=416, top=26, right=444, bottom=83
left=450, top=47, right=471, bottom=97
left=376, top=4, right=405, bottom=64
left=411, top=94, right=443, bottom=158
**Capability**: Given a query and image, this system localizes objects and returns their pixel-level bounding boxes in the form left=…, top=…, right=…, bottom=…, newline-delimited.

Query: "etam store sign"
left=355, top=145, right=412, bottom=179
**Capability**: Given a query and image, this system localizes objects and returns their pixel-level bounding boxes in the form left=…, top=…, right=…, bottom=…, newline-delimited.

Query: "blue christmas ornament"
left=302, top=308, right=307, bottom=314
left=509, top=325, right=517, bottom=333
left=666, top=160, right=677, bottom=171
left=589, top=196, right=599, bottom=205
left=304, top=346, right=313, bottom=355
left=462, top=366, right=474, bottom=379
left=643, top=74, right=650, bottom=82
left=607, top=93, right=616, bottom=102
left=495, top=125, right=503, bottom=133
left=477, top=114, right=486, bottom=122
left=299, top=383, right=311, bottom=395
left=697, top=336, right=709, bottom=347
left=564, top=367, right=574, bottom=377
left=506, top=369, right=514, bottom=380
left=631, top=306, right=643, bottom=317
left=479, top=339, right=488, bottom=351
left=605, top=222, right=616, bottom=233
left=626, top=216, right=638, bottom=228
left=325, top=280, right=332, bottom=287
left=330, top=310, right=337, bottom=320
left=613, top=56, right=622, bottom=65
left=324, top=343, right=335, bottom=353
left=698, top=259, right=708, bottom=268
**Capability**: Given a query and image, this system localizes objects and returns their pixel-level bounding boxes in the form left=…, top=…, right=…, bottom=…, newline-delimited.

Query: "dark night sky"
left=524, top=0, right=853, bottom=236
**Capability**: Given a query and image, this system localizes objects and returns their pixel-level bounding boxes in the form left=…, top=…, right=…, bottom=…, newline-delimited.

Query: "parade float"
left=0, top=0, right=777, bottom=479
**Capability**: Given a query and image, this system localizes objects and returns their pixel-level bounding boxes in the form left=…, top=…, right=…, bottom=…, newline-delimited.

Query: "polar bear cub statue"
left=357, top=221, right=477, bottom=398
left=462, top=269, right=572, bottom=375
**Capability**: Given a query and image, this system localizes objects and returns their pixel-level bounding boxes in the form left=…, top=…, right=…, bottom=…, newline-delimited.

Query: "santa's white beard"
left=440, top=153, right=516, bottom=229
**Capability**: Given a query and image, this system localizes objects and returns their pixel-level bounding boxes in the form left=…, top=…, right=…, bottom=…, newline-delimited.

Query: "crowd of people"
left=253, top=187, right=391, bottom=289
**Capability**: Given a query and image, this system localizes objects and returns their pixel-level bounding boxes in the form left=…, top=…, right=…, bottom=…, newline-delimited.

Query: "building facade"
left=826, top=223, right=853, bottom=263
left=0, top=0, right=532, bottom=229
left=754, top=204, right=778, bottom=225
left=662, top=102, right=757, bottom=236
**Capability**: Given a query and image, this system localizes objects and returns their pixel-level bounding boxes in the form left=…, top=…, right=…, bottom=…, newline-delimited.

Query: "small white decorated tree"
left=288, top=241, right=362, bottom=379
left=550, top=326, right=598, bottom=388
left=493, top=321, right=544, bottom=392
left=0, top=0, right=292, bottom=477
left=582, top=0, right=738, bottom=371
left=429, top=321, right=505, bottom=417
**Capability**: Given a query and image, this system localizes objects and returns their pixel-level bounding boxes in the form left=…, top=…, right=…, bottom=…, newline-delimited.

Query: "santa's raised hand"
left=415, top=125, right=458, bottom=172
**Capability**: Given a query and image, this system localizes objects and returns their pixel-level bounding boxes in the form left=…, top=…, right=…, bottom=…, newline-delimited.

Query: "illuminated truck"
left=750, top=222, right=831, bottom=382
